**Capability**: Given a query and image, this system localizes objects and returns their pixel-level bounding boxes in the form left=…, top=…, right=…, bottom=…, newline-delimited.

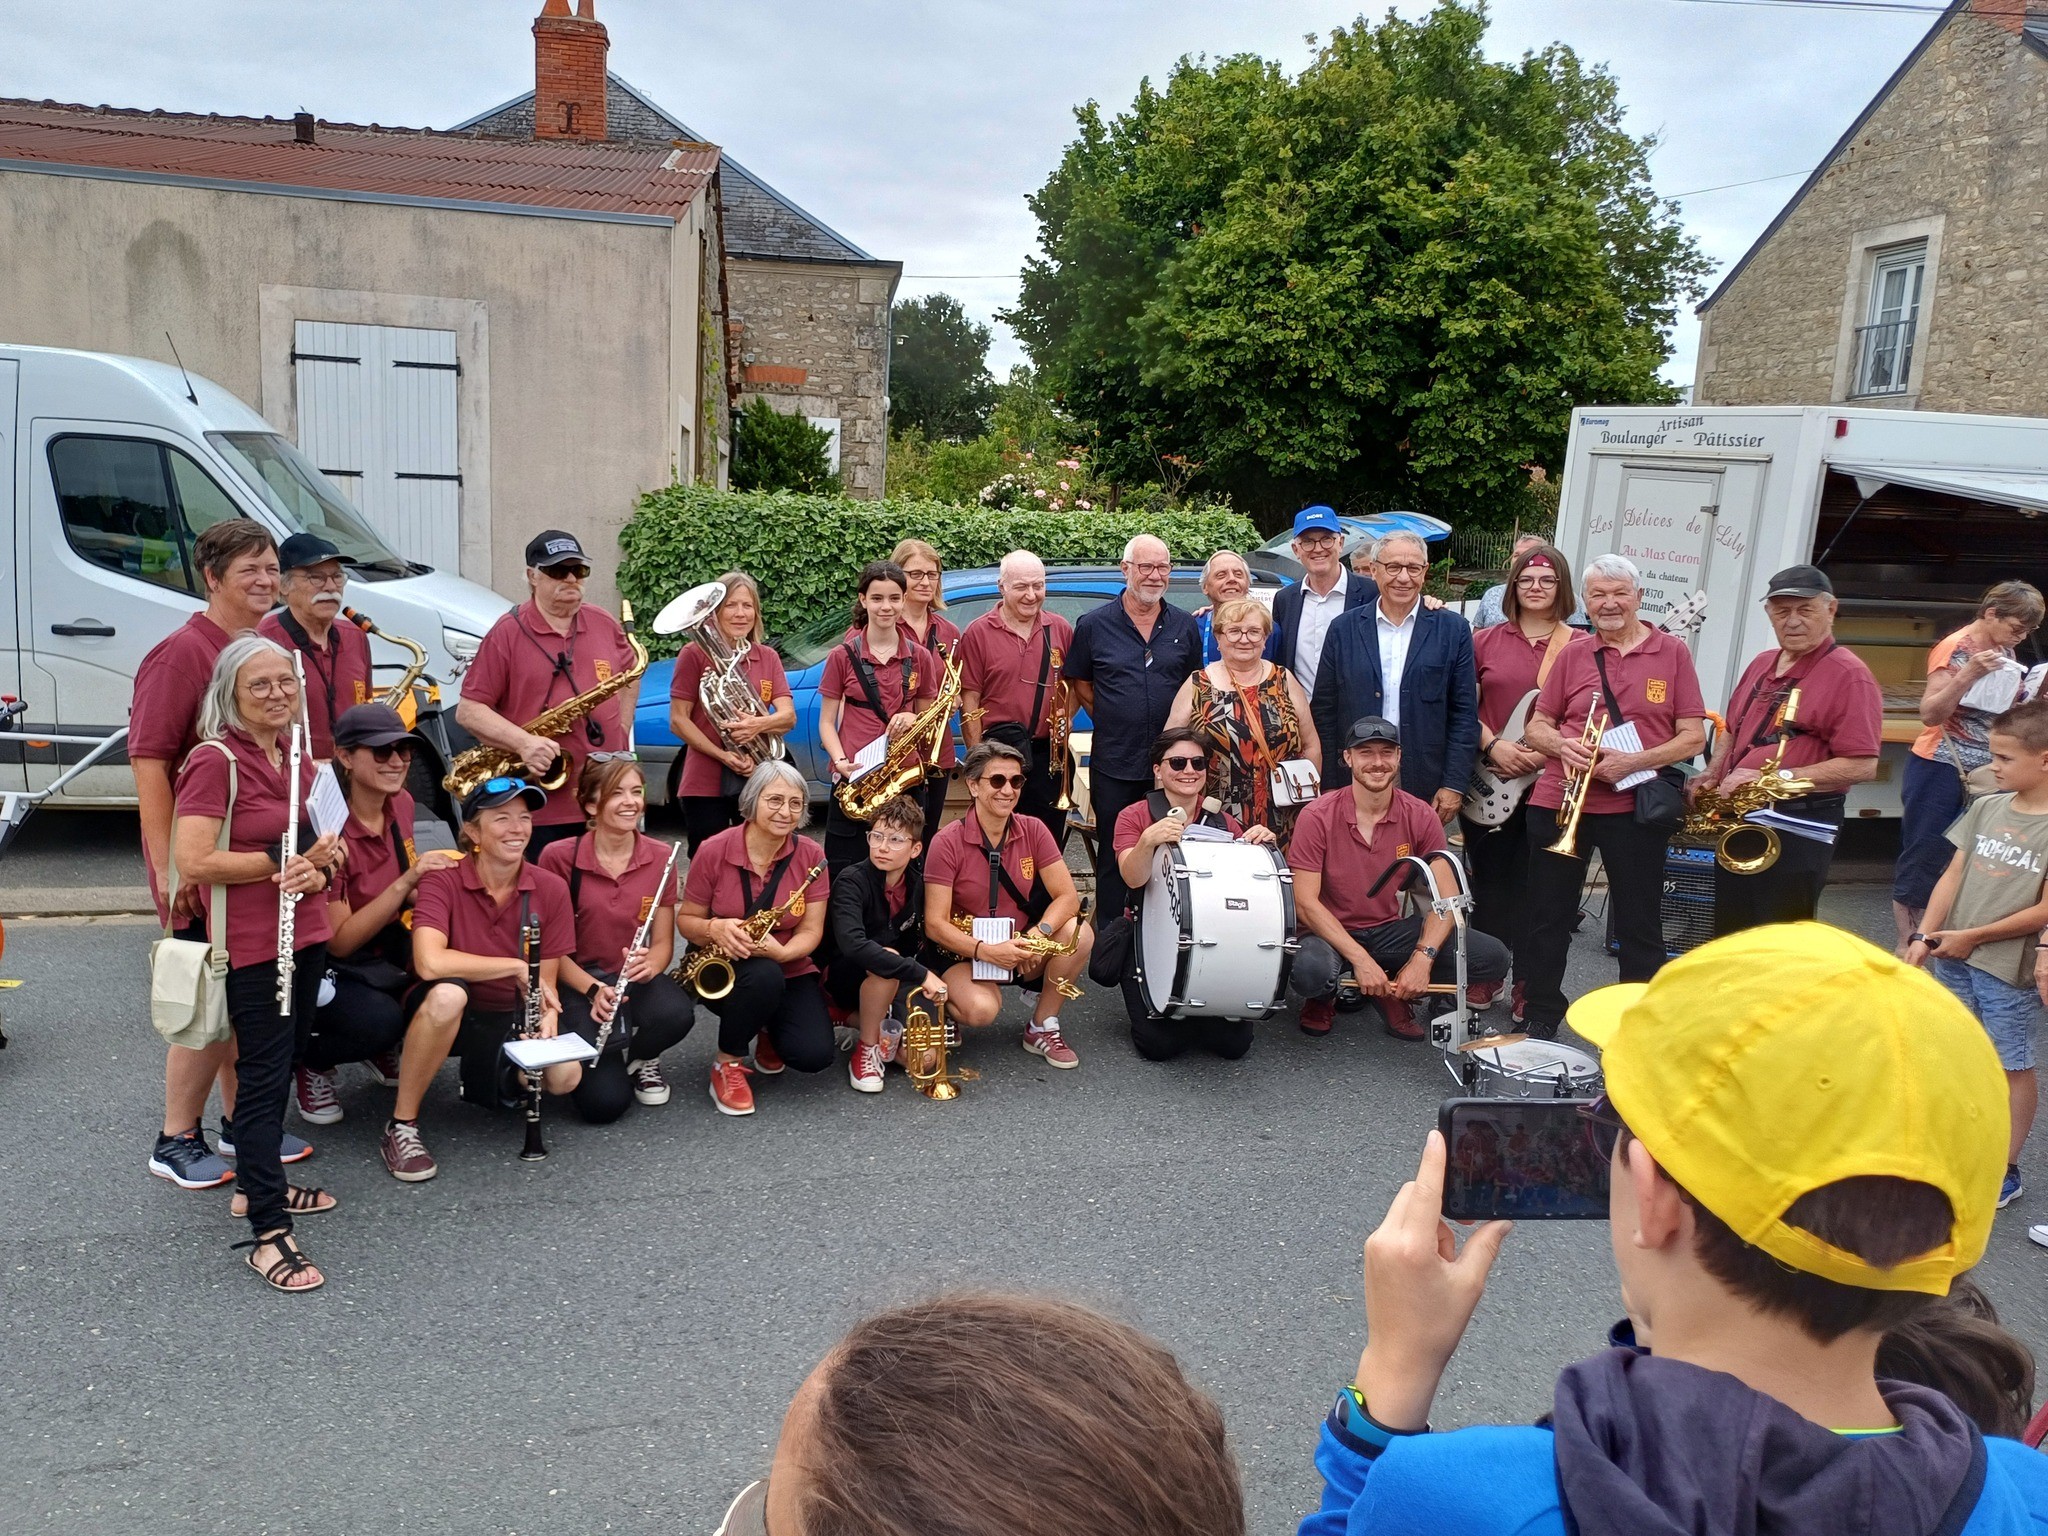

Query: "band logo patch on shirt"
left=1395, top=842, right=1411, bottom=858
left=595, top=659, right=613, bottom=682
left=637, top=896, right=655, bottom=924
left=1050, top=647, right=1063, bottom=669
left=788, top=894, right=805, bottom=919
left=1020, top=856, right=1036, bottom=882
left=403, top=838, right=418, bottom=863
left=759, top=679, right=773, bottom=703
left=354, top=681, right=368, bottom=704
left=1645, top=679, right=1668, bottom=704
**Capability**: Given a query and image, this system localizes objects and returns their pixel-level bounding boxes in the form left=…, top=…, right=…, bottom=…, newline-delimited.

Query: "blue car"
left=635, top=563, right=1286, bottom=806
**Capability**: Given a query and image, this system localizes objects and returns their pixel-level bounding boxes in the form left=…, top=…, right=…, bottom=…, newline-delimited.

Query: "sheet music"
left=1963, top=660, right=2026, bottom=714
left=1599, top=720, right=1657, bottom=790
left=307, top=764, right=349, bottom=839
left=1180, top=822, right=1234, bottom=842
left=503, top=1033, right=599, bottom=1070
left=849, top=735, right=890, bottom=778
left=971, top=916, right=1013, bottom=981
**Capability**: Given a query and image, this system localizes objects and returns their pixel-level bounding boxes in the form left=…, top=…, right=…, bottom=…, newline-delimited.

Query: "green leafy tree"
left=889, top=294, right=998, bottom=441
left=731, top=397, right=840, bottom=494
left=1005, top=2, right=1708, bottom=528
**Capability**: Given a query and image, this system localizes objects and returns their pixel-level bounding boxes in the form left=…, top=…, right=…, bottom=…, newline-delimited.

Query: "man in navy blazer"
left=1271, top=506, right=1377, bottom=706
left=1310, top=531, right=1478, bottom=821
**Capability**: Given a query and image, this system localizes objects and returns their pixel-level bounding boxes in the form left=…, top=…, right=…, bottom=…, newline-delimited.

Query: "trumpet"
left=1546, top=706, right=1609, bottom=859
left=673, top=863, right=825, bottom=1001
left=949, top=912, right=1084, bottom=1001
left=1684, top=686, right=1817, bottom=874
left=1049, top=677, right=1074, bottom=812
left=901, top=984, right=977, bottom=1100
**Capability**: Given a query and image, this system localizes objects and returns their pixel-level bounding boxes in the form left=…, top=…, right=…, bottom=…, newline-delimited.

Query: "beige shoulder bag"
left=149, top=742, right=238, bottom=1049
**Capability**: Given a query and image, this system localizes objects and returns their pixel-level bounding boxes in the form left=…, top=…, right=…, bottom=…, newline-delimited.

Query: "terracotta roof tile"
left=0, top=99, right=718, bottom=220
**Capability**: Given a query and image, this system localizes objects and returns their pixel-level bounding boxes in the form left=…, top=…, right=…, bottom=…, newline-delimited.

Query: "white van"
left=0, top=344, right=509, bottom=814
left=1551, top=404, right=2048, bottom=819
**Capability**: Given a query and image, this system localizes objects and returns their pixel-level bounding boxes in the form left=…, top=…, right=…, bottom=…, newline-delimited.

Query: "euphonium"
left=833, top=653, right=963, bottom=822
left=901, top=984, right=977, bottom=1100
left=1546, top=706, right=1609, bottom=858
left=1683, top=686, right=1817, bottom=875
left=653, top=581, right=785, bottom=768
left=443, top=602, right=649, bottom=799
left=673, top=863, right=825, bottom=1001
left=343, top=606, right=432, bottom=723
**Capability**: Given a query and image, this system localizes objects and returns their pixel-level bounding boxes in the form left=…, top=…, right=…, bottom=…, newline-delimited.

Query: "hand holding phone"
left=1438, top=1097, right=1611, bottom=1221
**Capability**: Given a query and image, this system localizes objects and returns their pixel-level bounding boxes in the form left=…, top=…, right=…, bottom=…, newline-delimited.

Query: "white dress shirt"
left=1291, top=569, right=1349, bottom=701
left=1375, top=600, right=1420, bottom=727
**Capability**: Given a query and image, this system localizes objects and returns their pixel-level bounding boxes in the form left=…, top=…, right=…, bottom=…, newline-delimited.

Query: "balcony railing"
left=1851, top=317, right=1917, bottom=397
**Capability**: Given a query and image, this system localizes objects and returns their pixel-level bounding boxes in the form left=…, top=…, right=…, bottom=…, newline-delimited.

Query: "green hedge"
left=617, top=485, right=1262, bottom=658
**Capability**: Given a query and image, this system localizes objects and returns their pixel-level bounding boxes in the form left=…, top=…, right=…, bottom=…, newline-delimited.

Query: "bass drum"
left=1139, top=838, right=1295, bottom=1020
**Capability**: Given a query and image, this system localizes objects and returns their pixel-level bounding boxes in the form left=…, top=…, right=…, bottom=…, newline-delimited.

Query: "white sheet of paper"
left=849, top=736, right=890, bottom=778
left=307, top=764, right=349, bottom=839
left=1179, top=822, right=1234, bottom=842
left=1963, top=661, right=2025, bottom=714
left=971, top=916, right=1013, bottom=981
left=502, top=1032, right=599, bottom=1070
left=2024, top=664, right=2048, bottom=706
left=1599, top=720, right=1656, bottom=790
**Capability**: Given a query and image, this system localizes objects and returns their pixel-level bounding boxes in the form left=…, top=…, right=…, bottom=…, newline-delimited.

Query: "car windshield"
left=206, top=431, right=411, bottom=576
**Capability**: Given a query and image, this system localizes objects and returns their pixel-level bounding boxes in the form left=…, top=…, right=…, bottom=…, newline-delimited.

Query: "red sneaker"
left=1299, top=997, right=1335, bottom=1035
left=709, top=1060, right=756, bottom=1116
left=293, top=1065, right=343, bottom=1126
left=1022, top=1022, right=1079, bottom=1068
left=368, top=1050, right=403, bottom=1088
left=1466, top=980, right=1502, bottom=1010
left=1510, top=981, right=1528, bottom=1026
left=1380, top=996, right=1425, bottom=1041
left=750, top=1032, right=786, bottom=1076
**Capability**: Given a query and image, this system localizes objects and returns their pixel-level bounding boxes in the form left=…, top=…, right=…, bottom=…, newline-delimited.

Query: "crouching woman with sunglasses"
left=1112, top=728, right=1277, bottom=1063
left=922, top=741, right=1093, bottom=1069
left=172, top=635, right=347, bottom=1291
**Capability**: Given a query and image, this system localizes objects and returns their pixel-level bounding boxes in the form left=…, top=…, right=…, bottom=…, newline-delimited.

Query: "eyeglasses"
left=902, top=569, right=940, bottom=584
left=292, top=568, right=348, bottom=589
left=366, top=742, right=414, bottom=763
left=866, top=829, right=917, bottom=848
left=978, top=773, right=1026, bottom=791
left=1377, top=562, right=1428, bottom=577
left=243, top=677, right=302, bottom=698
left=1579, top=1094, right=1627, bottom=1164
left=1126, top=561, right=1172, bottom=576
left=588, top=751, right=639, bottom=764
left=539, top=563, right=590, bottom=581
left=1516, top=575, right=1560, bottom=589
left=1217, top=626, right=1265, bottom=642
left=1296, top=533, right=1339, bottom=550
left=1162, top=754, right=1208, bottom=772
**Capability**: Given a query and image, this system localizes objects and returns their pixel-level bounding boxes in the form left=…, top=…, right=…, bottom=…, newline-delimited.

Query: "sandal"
left=234, top=1230, right=326, bottom=1293
left=230, top=1185, right=337, bottom=1219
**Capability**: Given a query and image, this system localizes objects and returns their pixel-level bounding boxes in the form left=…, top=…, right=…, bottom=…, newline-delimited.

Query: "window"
left=47, top=436, right=245, bottom=595
left=208, top=431, right=407, bottom=574
left=1853, top=243, right=1925, bottom=397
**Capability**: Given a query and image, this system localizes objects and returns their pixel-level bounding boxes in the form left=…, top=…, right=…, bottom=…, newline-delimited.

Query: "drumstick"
left=1335, top=975, right=1462, bottom=995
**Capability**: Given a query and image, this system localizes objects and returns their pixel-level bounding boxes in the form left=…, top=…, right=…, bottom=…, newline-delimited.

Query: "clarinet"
left=519, top=909, right=548, bottom=1162
left=596, top=840, right=683, bottom=1062
left=276, top=652, right=310, bottom=1016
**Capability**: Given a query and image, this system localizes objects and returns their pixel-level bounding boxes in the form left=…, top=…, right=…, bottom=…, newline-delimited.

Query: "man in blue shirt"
left=1195, top=550, right=1279, bottom=665
left=1065, top=533, right=1203, bottom=920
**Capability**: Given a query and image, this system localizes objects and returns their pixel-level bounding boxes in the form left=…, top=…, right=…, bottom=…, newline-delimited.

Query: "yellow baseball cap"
left=1566, top=922, right=2008, bottom=1294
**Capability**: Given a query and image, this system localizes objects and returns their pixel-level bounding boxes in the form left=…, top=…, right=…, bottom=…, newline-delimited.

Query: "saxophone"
left=343, top=607, right=432, bottom=723
left=948, top=911, right=1084, bottom=1001
left=1683, top=686, right=1817, bottom=874
left=444, top=602, right=649, bottom=799
left=833, top=652, right=963, bottom=821
left=672, top=862, right=825, bottom=1001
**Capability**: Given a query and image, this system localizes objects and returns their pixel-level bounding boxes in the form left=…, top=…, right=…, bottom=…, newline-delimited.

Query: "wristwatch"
left=1419, top=943, right=1439, bottom=960
left=1908, top=932, right=1928, bottom=947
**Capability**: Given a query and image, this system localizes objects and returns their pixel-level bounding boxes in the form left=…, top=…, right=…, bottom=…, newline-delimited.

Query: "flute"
left=595, top=840, right=682, bottom=1062
left=276, top=651, right=310, bottom=1016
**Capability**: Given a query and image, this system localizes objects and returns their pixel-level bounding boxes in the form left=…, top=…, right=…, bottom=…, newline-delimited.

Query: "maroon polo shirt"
left=1472, top=624, right=1584, bottom=737
left=1530, top=628, right=1705, bottom=817
left=411, top=857, right=576, bottom=1011
left=174, top=730, right=335, bottom=969
left=131, top=610, right=242, bottom=922
left=923, top=812, right=1063, bottom=928
left=679, top=826, right=830, bottom=978
left=1287, top=785, right=1448, bottom=932
left=539, top=831, right=678, bottom=971
left=335, top=789, right=418, bottom=916
left=256, top=609, right=375, bottom=759
left=461, top=601, right=638, bottom=825
left=820, top=631, right=938, bottom=766
left=1111, top=799, right=1243, bottom=855
left=956, top=607, right=1073, bottom=738
left=1721, top=642, right=1884, bottom=776
left=905, top=611, right=962, bottom=768
left=669, top=640, right=792, bottom=798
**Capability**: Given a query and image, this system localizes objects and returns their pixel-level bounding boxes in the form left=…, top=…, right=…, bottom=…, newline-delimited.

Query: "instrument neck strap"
left=1146, top=788, right=1227, bottom=831
left=1025, top=625, right=1054, bottom=738
left=841, top=640, right=914, bottom=723
left=567, top=832, right=584, bottom=910
left=1533, top=621, right=1574, bottom=691
left=164, top=739, right=237, bottom=953
left=1590, top=645, right=1630, bottom=729
left=972, top=814, right=1040, bottom=919
left=1736, top=639, right=1835, bottom=750
left=738, top=851, right=796, bottom=919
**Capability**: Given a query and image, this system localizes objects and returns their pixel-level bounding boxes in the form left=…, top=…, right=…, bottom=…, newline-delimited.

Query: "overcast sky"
left=7, top=0, right=1948, bottom=391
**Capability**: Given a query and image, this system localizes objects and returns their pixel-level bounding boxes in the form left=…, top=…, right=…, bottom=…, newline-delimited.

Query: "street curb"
left=0, top=885, right=157, bottom=917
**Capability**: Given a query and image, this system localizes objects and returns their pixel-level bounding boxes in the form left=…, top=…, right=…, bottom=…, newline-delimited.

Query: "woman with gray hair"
left=172, top=634, right=347, bottom=1290
left=677, top=759, right=834, bottom=1117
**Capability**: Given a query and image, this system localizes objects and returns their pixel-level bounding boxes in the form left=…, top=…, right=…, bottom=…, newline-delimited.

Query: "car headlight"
left=442, top=627, right=482, bottom=663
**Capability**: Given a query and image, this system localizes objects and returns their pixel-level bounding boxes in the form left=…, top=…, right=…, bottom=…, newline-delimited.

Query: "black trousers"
left=823, top=798, right=870, bottom=878
left=1121, top=976, right=1254, bottom=1061
left=681, top=794, right=743, bottom=856
left=305, top=969, right=410, bottom=1071
left=1003, top=734, right=1067, bottom=848
left=919, top=772, right=951, bottom=849
left=1461, top=801, right=1539, bottom=977
left=1520, top=806, right=1671, bottom=1033
left=525, top=822, right=583, bottom=861
left=1089, top=771, right=1152, bottom=923
left=225, top=945, right=326, bottom=1238
left=699, top=957, right=835, bottom=1070
left=557, top=972, right=696, bottom=1123
left=1712, top=830, right=1836, bottom=937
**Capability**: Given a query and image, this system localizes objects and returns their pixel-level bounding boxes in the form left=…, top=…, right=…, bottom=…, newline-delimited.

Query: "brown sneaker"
left=750, top=1031, right=785, bottom=1076
left=710, top=1059, right=757, bottom=1116
left=1380, top=996, right=1426, bottom=1041
left=380, top=1119, right=438, bottom=1182
left=1022, top=1022, right=1079, bottom=1068
left=1299, top=997, right=1335, bottom=1035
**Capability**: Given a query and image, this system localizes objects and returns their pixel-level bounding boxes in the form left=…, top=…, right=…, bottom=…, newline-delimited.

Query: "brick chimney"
left=1971, top=0, right=2026, bottom=34
left=533, top=0, right=608, bottom=142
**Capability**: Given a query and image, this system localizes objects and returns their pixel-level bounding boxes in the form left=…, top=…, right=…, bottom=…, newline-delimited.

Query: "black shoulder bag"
left=1592, top=647, right=1688, bottom=834
left=329, top=817, right=414, bottom=995
left=984, top=627, right=1053, bottom=759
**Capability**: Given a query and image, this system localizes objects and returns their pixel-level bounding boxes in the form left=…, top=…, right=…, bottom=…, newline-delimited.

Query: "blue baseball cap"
left=1293, top=505, right=1344, bottom=538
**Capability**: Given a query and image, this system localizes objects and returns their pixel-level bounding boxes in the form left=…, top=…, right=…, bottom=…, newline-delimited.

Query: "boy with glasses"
left=826, top=795, right=947, bottom=1093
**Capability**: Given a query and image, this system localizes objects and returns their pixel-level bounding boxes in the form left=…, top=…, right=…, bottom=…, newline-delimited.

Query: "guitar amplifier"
left=1660, top=841, right=1718, bottom=956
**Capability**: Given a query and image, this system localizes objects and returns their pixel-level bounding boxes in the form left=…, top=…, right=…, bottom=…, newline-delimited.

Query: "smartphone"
left=1438, top=1097, right=1611, bottom=1221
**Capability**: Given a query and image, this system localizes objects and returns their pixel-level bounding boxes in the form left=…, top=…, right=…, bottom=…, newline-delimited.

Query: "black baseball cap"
left=1344, top=716, right=1401, bottom=749
left=1763, top=564, right=1834, bottom=600
left=525, top=530, right=589, bottom=569
left=278, top=532, right=344, bottom=572
left=459, top=776, right=548, bottom=823
left=332, top=702, right=424, bottom=751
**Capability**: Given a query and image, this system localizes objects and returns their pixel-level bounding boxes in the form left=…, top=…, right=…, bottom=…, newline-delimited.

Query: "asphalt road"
left=3, top=818, right=2045, bottom=1535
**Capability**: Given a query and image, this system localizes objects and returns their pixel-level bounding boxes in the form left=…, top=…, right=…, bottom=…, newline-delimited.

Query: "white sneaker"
left=849, top=1042, right=886, bottom=1094
left=2029, top=1224, right=2048, bottom=1250
left=628, top=1058, right=671, bottom=1106
left=833, top=1023, right=859, bottom=1054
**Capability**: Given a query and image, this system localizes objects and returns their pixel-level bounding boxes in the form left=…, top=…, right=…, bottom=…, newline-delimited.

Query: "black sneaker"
left=217, top=1117, right=314, bottom=1164
left=147, top=1129, right=233, bottom=1189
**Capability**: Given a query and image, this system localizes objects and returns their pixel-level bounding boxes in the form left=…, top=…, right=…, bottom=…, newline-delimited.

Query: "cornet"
left=902, top=984, right=977, bottom=1101
left=1546, top=707, right=1609, bottom=858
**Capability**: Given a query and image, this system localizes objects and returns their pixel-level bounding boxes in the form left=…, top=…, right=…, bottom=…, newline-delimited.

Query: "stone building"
left=1693, top=0, right=2048, bottom=416
left=459, top=2, right=902, bottom=496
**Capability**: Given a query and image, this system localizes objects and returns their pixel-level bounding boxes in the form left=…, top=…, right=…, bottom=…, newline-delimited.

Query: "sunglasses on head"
left=979, top=772, right=1026, bottom=791
left=588, top=751, right=639, bottom=764
left=1162, top=754, right=1207, bottom=772
left=480, top=776, right=529, bottom=797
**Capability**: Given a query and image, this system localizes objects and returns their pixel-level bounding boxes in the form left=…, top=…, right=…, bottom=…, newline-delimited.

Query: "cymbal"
left=1456, top=1032, right=1530, bottom=1053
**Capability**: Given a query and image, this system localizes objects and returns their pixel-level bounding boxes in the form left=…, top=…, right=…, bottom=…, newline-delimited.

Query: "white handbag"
left=149, top=743, right=236, bottom=1051
left=1268, top=758, right=1321, bottom=807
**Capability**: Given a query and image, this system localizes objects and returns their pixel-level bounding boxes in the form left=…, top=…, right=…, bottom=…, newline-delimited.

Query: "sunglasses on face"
left=1162, top=754, right=1208, bottom=772
left=366, top=742, right=414, bottom=763
left=540, top=563, right=590, bottom=581
left=979, top=773, right=1026, bottom=791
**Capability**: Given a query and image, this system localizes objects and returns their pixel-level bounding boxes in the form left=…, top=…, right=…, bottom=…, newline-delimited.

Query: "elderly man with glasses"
left=257, top=532, right=374, bottom=759
left=1195, top=550, right=1278, bottom=665
left=958, top=549, right=1076, bottom=846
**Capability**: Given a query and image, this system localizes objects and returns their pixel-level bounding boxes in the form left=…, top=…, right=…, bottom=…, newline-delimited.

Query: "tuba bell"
left=655, top=581, right=786, bottom=769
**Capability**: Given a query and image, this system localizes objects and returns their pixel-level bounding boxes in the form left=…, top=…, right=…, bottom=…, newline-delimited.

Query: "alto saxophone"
left=672, top=862, right=825, bottom=1001
left=444, top=602, right=649, bottom=799
left=1683, top=686, right=1816, bottom=874
left=343, top=606, right=432, bottom=721
left=948, top=912, right=1084, bottom=1001
left=833, top=653, right=963, bottom=822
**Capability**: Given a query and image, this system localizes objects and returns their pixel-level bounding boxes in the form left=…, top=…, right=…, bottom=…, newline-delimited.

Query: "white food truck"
left=0, top=344, right=510, bottom=823
left=1550, top=404, right=2048, bottom=820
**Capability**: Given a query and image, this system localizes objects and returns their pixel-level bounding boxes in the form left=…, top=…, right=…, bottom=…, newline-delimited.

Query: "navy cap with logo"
left=332, top=702, right=425, bottom=752
left=1293, top=505, right=1345, bottom=538
left=459, top=776, right=548, bottom=823
left=524, top=530, right=588, bottom=570
left=278, top=531, right=344, bottom=572
left=1344, top=716, right=1401, bottom=749
left=1762, top=564, right=1834, bottom=600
